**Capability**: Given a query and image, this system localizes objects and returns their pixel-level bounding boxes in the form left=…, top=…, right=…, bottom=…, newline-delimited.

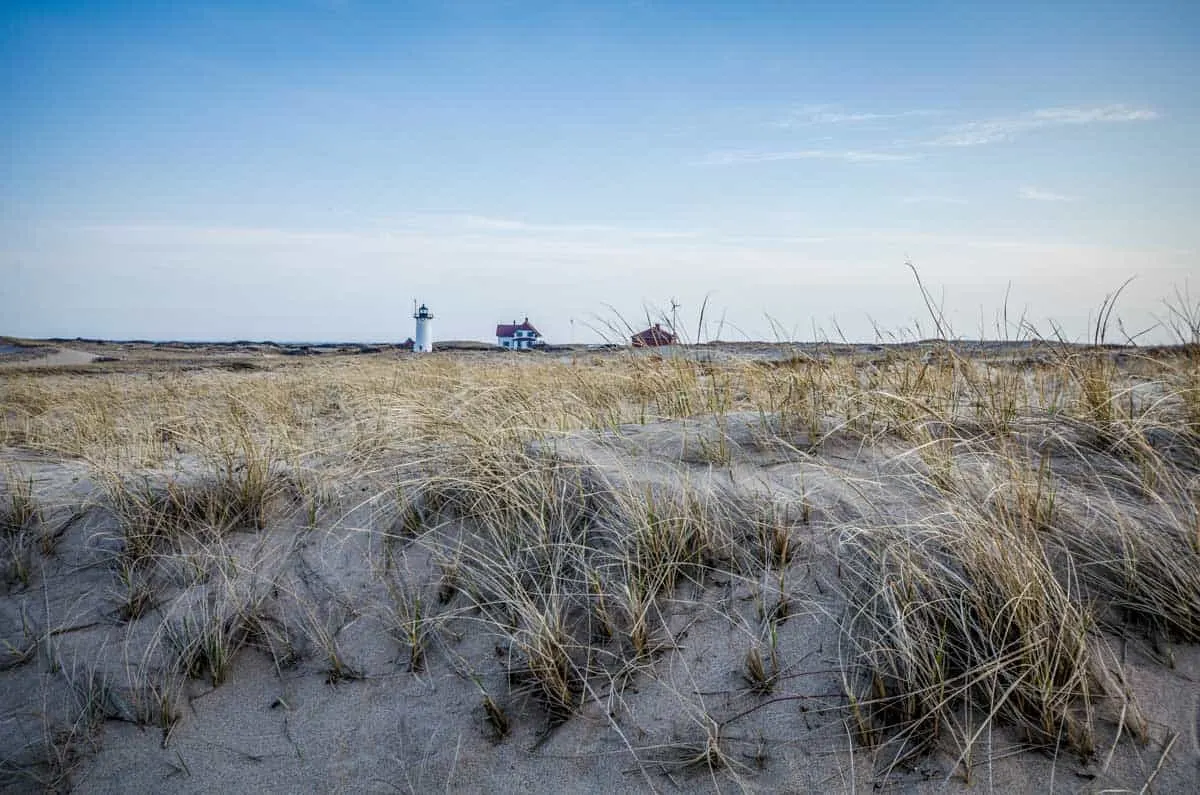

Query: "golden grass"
left=2, top=340, right=1198, bottom=788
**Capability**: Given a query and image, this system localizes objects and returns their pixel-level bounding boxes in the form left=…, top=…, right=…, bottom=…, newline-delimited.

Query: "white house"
left=496, top=317, right=544, bottom=350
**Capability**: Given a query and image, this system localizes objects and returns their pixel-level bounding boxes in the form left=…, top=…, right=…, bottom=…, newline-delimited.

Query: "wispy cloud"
left=698, top=149, right=917, bottom=165
left=448, top=215, right=696, bottom=239
left=900, top=195, right=968, bottom=205
left=776, top=106, right=937, bottom=128
left=75, top=215, right=701, bottom=255
left=928, top=104, right=1158, bottom=147
left=461, top=215, right=537, bottom=232
left=1019, top=186, right=1075, bottom=202
left=77, top=223, right=360, bottom=247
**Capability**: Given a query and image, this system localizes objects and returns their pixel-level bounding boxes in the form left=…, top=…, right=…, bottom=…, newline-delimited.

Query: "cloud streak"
left=698, top=149, right=916, bottom=165
left=70, top=219, right=1191, bottom=261
left=708, top=102, right=1157, bottom=171
left=456, top=215, right=695, bottom=239
left=900, top=195, right=968, bottom=205
left=1019, top=186, right=1075, bottom=202
left=927, top=104, right=1158, bottom=147
left=70, top=216, right=702, bottom=260
left=775, top=106, right=938, bottom=128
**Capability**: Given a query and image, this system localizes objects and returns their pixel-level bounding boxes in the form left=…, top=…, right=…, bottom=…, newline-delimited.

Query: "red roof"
left=631, top=323, right=677, bottom=347
left=496, top=317, right=541, bottom=338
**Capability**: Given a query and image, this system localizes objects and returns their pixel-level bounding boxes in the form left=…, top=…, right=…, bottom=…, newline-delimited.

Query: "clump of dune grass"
left=160, top=586, right=256, bottom=688
left=743, top=638, right=780, bottom=695
left=111, top=561, right=159, bottom=622
left=99, top=435, right=289, bottom=569
left=834, top=409, right=1200, bottom=777
left=1036, top=429, right=1200, bottom=643
left=662, top=714, right=744, bottom=776
left=145, top=547, right=290, bottom=690
left=123, top=673, right=185, bottom=747
left=384, top=581, right=437, bottom=672
left=18, top=671, right=104, bottom=791
left=415, top=448, right=597, bottom=720
left=1, top=467, right=40, bottom=590
left=1, top=467, right=39, bottom=533
left=1155, top=285, right=1200, bottom=429
left=838, top=512, right=1110, bottom=773
left=839, top=439, right=1117, bottom=771
left=1063, top=351, right=1120, bottom=438
left=405, top=424, right=805, bottom=728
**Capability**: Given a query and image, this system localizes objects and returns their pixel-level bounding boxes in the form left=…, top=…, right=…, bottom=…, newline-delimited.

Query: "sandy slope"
left=2, top=414, right=1197, bottom=793
left=0, top=347, right=99, bottom=368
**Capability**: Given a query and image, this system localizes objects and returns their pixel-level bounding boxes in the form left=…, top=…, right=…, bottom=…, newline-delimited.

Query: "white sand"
left=2, top=415, right=1197, bottom=793
left=0, top=347, right=99, bottom=368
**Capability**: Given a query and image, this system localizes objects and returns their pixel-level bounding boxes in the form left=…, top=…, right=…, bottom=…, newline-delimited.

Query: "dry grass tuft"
left=1, top=467, right=40, bottom=590
left=839, top=512, right=1106, bottom=768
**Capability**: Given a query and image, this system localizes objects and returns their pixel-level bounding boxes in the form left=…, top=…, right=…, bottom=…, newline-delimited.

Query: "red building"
left=631, top=323, right=677, bottom=347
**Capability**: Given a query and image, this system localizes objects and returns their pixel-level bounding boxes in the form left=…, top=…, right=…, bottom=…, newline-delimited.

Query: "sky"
left=3, top=1, right=1199, bottom=344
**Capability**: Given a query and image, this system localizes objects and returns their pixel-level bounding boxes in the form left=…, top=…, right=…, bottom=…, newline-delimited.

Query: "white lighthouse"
left=413, top=302, right=434, bottom=353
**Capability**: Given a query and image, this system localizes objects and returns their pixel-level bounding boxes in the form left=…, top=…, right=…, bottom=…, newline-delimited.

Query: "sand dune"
left=1, top=346, right=1197, bottom=793
left=0, top=346, right=99, bottom=368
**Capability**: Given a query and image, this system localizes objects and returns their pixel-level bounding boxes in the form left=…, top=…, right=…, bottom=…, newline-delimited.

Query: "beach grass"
left=1, top=329, right=1197, bottom=790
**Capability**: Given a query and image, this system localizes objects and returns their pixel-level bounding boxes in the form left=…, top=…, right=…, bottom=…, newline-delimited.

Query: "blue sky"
left=4, top=1, right=1198, bottom=343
